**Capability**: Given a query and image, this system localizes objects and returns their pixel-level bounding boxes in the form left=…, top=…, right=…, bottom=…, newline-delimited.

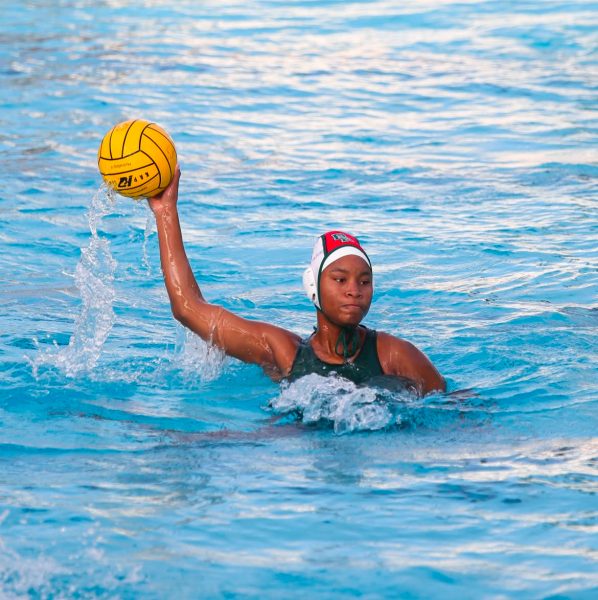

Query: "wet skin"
left=148, top=167, right=446, bottom=395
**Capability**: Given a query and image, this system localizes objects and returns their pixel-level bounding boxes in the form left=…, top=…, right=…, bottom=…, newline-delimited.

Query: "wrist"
left=149, top=199, right=176, bottom=218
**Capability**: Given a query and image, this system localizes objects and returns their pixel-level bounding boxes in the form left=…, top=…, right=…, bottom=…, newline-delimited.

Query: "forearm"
left=153, top=204, right=204, bottom=316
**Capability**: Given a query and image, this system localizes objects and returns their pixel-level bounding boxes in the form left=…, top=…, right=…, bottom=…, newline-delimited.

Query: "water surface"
left=1, top=1, right=597, bottom=597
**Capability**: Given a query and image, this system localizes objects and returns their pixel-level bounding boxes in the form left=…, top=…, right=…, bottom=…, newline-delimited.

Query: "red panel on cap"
left=322, top=231, right=363, bottom=255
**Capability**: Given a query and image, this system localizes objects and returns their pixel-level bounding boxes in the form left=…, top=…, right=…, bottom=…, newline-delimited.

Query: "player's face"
left=319, top=254, right=373, bottom=327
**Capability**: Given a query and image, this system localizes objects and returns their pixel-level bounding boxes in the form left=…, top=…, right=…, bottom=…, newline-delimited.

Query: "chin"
left=337, top=313, right=365, bottom=328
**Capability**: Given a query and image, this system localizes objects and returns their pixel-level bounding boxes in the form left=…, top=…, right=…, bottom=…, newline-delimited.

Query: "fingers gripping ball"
left=98, top=119, right=177, bottom=198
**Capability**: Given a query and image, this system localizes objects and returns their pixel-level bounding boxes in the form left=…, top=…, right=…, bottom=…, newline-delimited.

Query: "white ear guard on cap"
left=303, top=266, right=319, bottom=308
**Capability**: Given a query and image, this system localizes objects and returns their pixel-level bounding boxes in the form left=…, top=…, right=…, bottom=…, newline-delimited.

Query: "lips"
left=341, top=304, right=363, bottom=312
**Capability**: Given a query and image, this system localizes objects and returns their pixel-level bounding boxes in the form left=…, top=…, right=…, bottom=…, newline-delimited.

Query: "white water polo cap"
left=303, top=230, right=372, bottom=309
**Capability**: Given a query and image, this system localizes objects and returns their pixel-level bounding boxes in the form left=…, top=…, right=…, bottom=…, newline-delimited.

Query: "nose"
left=346, top=279, right=361, bottom=297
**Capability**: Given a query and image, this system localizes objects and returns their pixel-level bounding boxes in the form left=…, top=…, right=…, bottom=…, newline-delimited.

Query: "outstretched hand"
left=148, top=165, right=181, bottom=213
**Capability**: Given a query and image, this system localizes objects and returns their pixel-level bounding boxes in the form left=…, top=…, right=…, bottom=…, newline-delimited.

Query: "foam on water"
left=272, top=373, right=412, bottom=434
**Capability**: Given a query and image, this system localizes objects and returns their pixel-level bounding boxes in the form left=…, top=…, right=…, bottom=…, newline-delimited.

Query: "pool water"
left=1, top=1, right=597, bottom=597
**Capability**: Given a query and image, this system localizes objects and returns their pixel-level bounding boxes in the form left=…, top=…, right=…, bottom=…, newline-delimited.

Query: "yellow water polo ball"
left=97, top=119, right=177, bottom=198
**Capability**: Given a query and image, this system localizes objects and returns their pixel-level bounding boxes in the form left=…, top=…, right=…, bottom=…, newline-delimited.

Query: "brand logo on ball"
left=118, top=176, right=133, bottom=188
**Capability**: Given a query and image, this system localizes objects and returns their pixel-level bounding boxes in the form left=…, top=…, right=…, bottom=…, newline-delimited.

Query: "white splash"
left=141, top=210, right=153, bottom=275
left=31, top=186, right=117, bottom=378
left=0, top=535, right=67, bottom=597
left=271, top=373, right=411, bottom=434
left=176, top=326, right=227, bottom=383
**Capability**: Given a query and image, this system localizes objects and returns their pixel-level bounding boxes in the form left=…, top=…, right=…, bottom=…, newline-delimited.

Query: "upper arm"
left=174, top=295, right=301, bottom=378
left=377, top=332, right=446, bottom=395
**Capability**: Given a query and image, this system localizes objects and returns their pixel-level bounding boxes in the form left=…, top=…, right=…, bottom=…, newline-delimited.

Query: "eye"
left=335, top=277, right=346, bottom=283
left=360, top=279, right=371, bottom=285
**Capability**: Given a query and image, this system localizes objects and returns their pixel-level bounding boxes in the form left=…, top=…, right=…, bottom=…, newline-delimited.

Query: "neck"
left=313, top=310, right=362, bottom=361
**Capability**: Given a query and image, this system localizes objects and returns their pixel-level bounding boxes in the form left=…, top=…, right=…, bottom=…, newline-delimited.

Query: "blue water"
left=1, top=0, right=597, bottom=597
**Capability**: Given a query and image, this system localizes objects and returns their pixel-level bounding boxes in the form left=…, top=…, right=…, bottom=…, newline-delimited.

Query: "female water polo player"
left=148, top=167, right=445, bottom=396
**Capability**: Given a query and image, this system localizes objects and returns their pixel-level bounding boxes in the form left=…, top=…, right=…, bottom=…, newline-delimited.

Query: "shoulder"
left=376, top=331, right=423, bottom=370
left=376, top=331, right=446, bottom=395
left=258, top=321, right=302, bottom=356
left=259, top=322, right=302, bottom=379
left=211, top=311, right=301, bottom=380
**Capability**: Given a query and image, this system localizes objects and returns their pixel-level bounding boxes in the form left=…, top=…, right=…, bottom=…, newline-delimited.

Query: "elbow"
left=169, top=297, right=212, bottom=337
left=170, top=300, right=192, bottom=326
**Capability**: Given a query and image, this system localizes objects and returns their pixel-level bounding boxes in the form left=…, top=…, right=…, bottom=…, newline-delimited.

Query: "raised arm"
left=148, top=168, right=300, bottom=379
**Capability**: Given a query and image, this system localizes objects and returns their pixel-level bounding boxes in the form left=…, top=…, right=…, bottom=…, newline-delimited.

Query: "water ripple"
left=1, top=0, right=597, bottom=597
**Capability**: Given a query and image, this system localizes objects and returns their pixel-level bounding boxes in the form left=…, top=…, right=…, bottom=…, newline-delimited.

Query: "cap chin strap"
left=312, top=315, right=360, bottom=364
left=334, top=326, right=360, bottom=362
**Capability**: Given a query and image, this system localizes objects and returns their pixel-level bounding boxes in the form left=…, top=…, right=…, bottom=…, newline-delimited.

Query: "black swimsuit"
left=287, top=327, right=384, bottom=385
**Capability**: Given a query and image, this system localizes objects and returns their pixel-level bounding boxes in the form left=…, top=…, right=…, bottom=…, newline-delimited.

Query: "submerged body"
left=149, top=168, right=445, bottom=395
